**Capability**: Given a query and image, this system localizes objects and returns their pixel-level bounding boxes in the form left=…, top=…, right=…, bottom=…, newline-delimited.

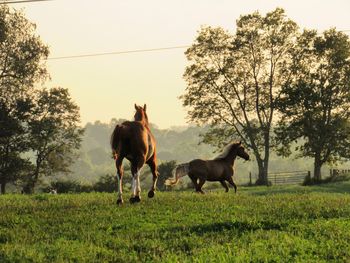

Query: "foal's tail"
left=110, top=124, right=122, bottom=158
left=165, top=163, right=189, bottom=186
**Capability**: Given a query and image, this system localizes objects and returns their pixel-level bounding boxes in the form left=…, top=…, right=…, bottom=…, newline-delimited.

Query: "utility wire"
left=47, top=45, right=190, bottom=60
left=48, top=29, right=350, bottom=61
left=1, top=0, right=349, bottom=61
left=0, top=0, right=52, bottom=4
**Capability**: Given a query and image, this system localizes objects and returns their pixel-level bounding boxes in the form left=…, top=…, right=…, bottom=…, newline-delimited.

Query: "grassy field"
left=1, top=182, right=350, bottom=262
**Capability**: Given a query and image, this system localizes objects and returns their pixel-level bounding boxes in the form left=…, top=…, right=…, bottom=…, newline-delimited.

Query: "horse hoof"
left=148, top=190, right=155, bottom=198
left=129, top=196, right=141, bottom=204
left=117, top=199, right=124, bottom=205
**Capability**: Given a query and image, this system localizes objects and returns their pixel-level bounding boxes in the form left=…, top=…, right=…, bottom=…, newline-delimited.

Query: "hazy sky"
left=12, top=0, right=350, bottom=128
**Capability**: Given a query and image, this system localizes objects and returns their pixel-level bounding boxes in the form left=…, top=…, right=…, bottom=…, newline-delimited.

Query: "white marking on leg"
left=116, top=171, right=122, bottom=199
left=136, top=170, right=141, bottom=196
left=116, top=172, right=122, bottom=199
left=152, top=171, right=158, bottom=192
left=131, top=175, right=136, bottom=197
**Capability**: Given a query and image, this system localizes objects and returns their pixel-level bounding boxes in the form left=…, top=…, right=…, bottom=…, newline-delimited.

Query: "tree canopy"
left=0, top=6, right=83, bottom=194
left=276, top=29, right=350, bottom=180
left=181, top=8, right=300, bottom=184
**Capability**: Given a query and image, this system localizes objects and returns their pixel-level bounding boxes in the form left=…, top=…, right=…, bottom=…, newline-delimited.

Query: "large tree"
left=0, top=5, right=49, bottom=193
left=181, top=8, right=299, bottom=184
left=276, top=29, right=350, bottom=181
left=23, top=87, right=84, bottom=194
left=0, top=98, right=33, bottom=193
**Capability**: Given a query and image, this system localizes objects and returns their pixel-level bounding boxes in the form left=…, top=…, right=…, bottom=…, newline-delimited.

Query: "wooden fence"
left=329, top=169, right=350, bottom=177
left=269, top=170, right=310, bottom=185
left=247, top=169, right=350, bottom=186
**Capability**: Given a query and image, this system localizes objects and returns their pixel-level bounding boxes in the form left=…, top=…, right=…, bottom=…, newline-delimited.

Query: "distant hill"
left=63, top=119, right=346, bottom=185
left=66, top=120, right=215, bottom=184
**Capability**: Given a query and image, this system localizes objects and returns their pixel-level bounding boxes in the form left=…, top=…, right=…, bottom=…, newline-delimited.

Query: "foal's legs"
left=147, top=157, right=159, bottom=198
left=220, top=180, right=229, bottom=192
left=115, top=157, right=124, bottom=205
left=227, top=177, right=237, bottom=193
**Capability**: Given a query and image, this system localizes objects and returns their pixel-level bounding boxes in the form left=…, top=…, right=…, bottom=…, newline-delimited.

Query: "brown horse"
left=110, top=104, right=159, bottom=204
left=167, top=142, right=249, bottom=193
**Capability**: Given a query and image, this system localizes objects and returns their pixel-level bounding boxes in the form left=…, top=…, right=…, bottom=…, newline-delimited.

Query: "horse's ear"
left=143, top=104, right=147, bottom=111
left=134, top=103, right=138, bottom=110
left=239, top=141, right=242, bottom=145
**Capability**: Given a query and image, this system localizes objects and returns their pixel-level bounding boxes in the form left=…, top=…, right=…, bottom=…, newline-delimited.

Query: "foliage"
left=43, top=174, right=115, bottom=194
left=303, top=172, right=350, bottom=186
left=1, top=182, right=350, bottom=262
left=0, top=5, right=49, bottom=193
left=42, top=180, right=93, bottom=194
left=93, top=174, right=115, bottom=193
left=276, top=29, right=350, bottom=181
left=0, top=6, right=84, bottom=194
left=23, top=87, right=84, bottom=193
left=181, top=8, right=300, bottom=184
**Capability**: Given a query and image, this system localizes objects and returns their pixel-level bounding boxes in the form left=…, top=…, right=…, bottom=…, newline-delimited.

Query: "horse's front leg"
left=115, top=158, right=124, bottom=205
left=227, top=177, right=237, bottom=193
left=147, top=158, right=159, bottom=198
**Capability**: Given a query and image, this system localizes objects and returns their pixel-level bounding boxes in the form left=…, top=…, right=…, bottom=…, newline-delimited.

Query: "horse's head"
left=236, top=141, right=250, bottom=161
left=134, top=103, right=149, bottom=124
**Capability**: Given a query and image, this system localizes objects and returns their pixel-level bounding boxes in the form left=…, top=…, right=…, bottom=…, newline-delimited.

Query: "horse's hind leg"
left=220, top=180, right=229, bottom=192
left=196, top=178, right=206, bottom=194
left=115, top=157, right=124, bottom=205
left=188, top=173, right=199, bottom=192
left=147, top=157, right=159, bottom=198
left=130, top=158, right=144, bottom=204
left=227, top=177, right=237, bottom=193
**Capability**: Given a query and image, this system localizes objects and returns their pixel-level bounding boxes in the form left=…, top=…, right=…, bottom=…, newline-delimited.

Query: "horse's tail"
left=110, top=124, right=122, bottom=158
left=165, top=163, right=190, bottom=186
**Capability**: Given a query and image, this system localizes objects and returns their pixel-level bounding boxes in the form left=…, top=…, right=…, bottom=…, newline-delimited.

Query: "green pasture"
left=1, top=182, right=350, bottom=262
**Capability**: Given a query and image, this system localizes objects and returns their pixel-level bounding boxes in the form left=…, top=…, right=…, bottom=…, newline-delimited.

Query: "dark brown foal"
left=168, top=142, right=249, bottom=193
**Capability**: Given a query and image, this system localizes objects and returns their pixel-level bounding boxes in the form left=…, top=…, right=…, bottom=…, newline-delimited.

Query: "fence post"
left=249, top=172, right=252, bottom=185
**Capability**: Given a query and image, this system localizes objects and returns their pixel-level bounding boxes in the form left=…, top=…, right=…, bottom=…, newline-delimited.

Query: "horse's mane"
left=213, top=142, right=238, bottom=160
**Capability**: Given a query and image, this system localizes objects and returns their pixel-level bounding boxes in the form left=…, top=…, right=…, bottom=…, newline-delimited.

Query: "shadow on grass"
left=240, top=181, right=350, bottom=196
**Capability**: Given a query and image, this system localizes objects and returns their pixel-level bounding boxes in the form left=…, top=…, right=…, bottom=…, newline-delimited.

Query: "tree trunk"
left=255, top=158, right=268, bottom=185
left=313, top=154, right=322, bottom=182
left=255, top=136, right=270, bottom=186
left=263, top=135, right=270, bottom=185
left=24, top=162, right=41, bottom=194
left=0, top=181, right=6, bottom=194
left=23, top=180, right=35, bottom=194
left=263, top=159, right=269, bottom=185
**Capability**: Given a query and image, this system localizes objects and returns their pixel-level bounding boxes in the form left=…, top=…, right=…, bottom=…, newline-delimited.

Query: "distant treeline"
left=66, top=120, right=318, bottom=185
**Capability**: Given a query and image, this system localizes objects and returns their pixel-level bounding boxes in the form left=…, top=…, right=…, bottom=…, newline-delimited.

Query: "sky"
left=10, top=0, right=350, bottom=129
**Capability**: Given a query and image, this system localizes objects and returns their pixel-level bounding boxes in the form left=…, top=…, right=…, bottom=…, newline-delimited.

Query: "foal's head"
left=234, top=141, right=250, bottom=161
left=134, top=103, right=149, bottom=124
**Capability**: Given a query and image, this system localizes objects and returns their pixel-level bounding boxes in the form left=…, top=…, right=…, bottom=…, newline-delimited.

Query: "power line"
left=47, top=45, right=190, bottom=60
left=0, top=0, right=53, bottom=4
left=48, top=29, right=350, bottom=61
